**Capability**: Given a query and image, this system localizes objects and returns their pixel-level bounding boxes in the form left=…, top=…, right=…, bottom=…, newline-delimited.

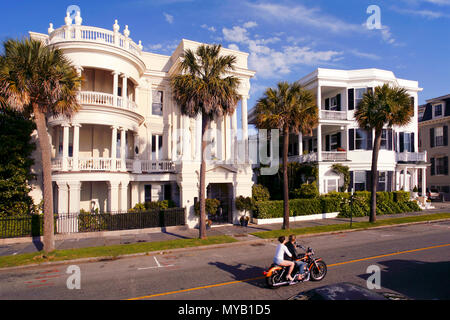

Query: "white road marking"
left=137, top=256, right=175, bottom=270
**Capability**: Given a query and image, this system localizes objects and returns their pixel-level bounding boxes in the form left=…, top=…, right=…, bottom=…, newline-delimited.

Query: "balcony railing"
left=78, top=91, right=137, bottom=112
left=51, top=157, right=175, bottom=173
left=48, top=25, right=142, bottom=57
left=288, top=152, right=318, bottom=163
left=396, top=152, right=427, bottom=163
left=322, top=151, right=348, bottom=161
left=320, top=110, right=347, bottom=120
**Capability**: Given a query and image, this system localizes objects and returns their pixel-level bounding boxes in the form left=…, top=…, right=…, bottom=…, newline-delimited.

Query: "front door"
left=207, top=183, right=233, bottom=224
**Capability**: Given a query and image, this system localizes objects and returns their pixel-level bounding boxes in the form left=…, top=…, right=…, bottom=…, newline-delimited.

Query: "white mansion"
left=250, top=68, right=429, bottom=196
left=28, top=12, right=255, bottom=228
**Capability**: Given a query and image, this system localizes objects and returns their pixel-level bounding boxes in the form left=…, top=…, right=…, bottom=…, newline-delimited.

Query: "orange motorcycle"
left=264, top=245, right=327, bottom=288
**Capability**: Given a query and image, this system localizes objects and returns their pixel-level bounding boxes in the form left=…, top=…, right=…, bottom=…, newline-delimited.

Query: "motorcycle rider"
left=285, top=234, right=308, bottom=281
left=273, top=236, right=295, bottom=282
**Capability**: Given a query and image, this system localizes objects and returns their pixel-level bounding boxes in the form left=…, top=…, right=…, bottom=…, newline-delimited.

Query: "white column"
left=112, top=71, right=119, bottom=107
left=241, top=96, right=249, bottom=163
left=131, top=182, right=140, bottom=208
left=155, top=134, right=160, bottom=161
left=120, top=181, right=129, bottom=212
left=317, top=124, right=322, bottom=162
left=68, top=181, right=81, bottom=214
left=403, top=167, right=408, bottom=191
left=121, top=73, right=128, bottom=106
left=107, top=181, right=120, bottom=213
left=120, top=128, right=127, bottom=171
left=72, top=124, right=81, bottom=171
left=182, top=116, right=191, bottom=160
left=111, top=126, right=118, bottom=170
left=298, top=132, right=303, bottom=156
left=62, top=124, right=70, bottom=171
left=421, top=168, right=427, bottom=197
left=232, top=110, right=238, bottom=163
left=57, top=181, right=69, bottom=214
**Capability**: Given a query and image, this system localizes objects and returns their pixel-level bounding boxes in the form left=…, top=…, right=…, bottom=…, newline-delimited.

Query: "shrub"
left=291, top=182, right=319, bottom=199
left=194, top=198, right=221, bottom=216
left=235, top=196, right=254, bottom=216
left=252, top=184, right=270, bottom=202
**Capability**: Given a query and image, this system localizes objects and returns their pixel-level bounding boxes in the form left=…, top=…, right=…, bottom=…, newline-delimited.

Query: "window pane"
left=327, top=180, right=337, bottom=193
left=355, top=129, right=367, bottom=150
left=152, top=91, right=163, bottom=116
left=435, top=104, right=442, bottom=117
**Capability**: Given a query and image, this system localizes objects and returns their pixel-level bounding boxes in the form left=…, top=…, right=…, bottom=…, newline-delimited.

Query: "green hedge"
left=253, top=191, right=421, bottom=220
left=253, top=197, right=341, bottom=219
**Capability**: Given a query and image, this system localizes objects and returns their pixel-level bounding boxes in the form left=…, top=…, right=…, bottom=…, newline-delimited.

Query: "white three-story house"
left=28, top=12, right=255, bottom=228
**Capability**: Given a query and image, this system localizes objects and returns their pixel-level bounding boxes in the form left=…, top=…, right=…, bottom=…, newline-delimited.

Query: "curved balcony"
left=48, top=24, right=143, bottom=58
left=78, top=91, right=137, bottom=112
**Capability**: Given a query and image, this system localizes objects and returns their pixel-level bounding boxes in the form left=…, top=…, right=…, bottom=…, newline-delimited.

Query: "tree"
left=254, top=82, right=318, bottom=229
left=0, top=108, right=36, bottom=217
left=0, top=38, right=82, bottom=251
left=355, top=84, right=413, bottom=223
left=170, top=44, right=240, bottom=239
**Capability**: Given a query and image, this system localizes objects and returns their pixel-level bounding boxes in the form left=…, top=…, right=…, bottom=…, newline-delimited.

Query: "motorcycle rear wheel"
left=310, top=261, right=327, bottom=281
left=266, top=269, right=283, bottom=289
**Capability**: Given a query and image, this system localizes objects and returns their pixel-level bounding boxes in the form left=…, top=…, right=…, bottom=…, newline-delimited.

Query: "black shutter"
left=309, top=139, right=313, bottom=152
left=337, top=132, right=342, bottom=149
left=393, top=130, right=397, bottom=152
left=430, top=128, right=435, bottom=148
left=326, top=135, right=330, bottom=151
left=349, top=171, right=354, bottom=192
left=367, top=87, right=373, bottom=95
left=410, top=97, right=415, bottom=110
left=399, top=132, right=405, bottom=152
left=348, top=89, right=354, bottom=110
left=445, top=157, right=449, bottom=175
left=388, top=129, right=393, bottom=150
left=367, top=129, right=373, bottom=150
left=411, top=132, right=415, bottom=152
left=349, top=129, right=355, bottom=150
left=445, top=99, right=450, bottom=117
left=444, top=126, right=448, bottom=146
left=336, top=94, right=341, bottom=111
left=325, top=98, right=330, bottom=110
left=431, top=158, right=435, bottom=176
left=387, top=171, right=393, bottom=192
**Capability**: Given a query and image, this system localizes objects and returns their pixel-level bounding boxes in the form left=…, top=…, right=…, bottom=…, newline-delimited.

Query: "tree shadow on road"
left=208, top=261, right=268, bottom=289
left=358, top=259, right=450, bottom=300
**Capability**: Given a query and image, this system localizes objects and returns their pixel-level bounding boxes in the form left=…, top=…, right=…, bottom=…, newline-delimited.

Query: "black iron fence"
left=0, top=208, right=185, bottom=239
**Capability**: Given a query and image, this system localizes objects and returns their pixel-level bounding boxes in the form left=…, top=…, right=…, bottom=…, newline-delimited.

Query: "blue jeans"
left=296, top=261, right=307, bottom=275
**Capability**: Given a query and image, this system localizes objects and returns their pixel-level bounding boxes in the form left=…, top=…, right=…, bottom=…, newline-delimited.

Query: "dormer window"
left=434, top=104, right=442, bottom=118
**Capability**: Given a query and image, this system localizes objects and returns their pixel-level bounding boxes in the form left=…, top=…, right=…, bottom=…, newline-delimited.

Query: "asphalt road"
left=0, top=220, right=449, bottom=300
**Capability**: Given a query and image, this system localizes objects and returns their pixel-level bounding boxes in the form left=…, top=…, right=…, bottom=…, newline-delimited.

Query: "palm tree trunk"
left=33, top=103, right=54, bottom=252
left=370, top=129, right=383, bottom=223
left=199, top=113, right=210, bottom=239
left=282, top=127, right=290, bottom=230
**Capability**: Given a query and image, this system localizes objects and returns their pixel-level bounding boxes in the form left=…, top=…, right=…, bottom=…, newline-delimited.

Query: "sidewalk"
left=1, top=202, right=449, bottom=257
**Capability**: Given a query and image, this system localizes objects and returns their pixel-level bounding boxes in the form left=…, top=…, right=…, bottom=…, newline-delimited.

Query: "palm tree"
left=0, top=38, right=82, bottom=252
left=254, top=82, right=318, bottom=230
left=355, top=84, right=413, bottom=223
left=170, top=44, right=240, bottom=239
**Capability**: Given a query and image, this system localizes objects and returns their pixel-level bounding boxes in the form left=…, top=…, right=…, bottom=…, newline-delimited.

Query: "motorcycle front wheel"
left=310, top=261, right=327, bottom=281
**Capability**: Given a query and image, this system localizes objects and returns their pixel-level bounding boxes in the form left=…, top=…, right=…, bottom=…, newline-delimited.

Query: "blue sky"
left=1, top=0, right=449, bottom=112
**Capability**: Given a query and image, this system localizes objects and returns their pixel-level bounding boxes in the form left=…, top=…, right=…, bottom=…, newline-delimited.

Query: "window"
left=354, top=171, right=366, bottom=191
left=152, top=91, right=163, bottom=116
left=144, top=185, right=152, bottom=202
left=327, top=179, right=338, bottom=193
left=403, top=133, right=411, bottom=152
left=355, top=129, right=368, bottom=150
left=331, top=134, right=338, bottom=151
left=434, top=104, right=442, bottom=118
left=355, top=88, right=367, bottom=107
left=380, top=130, right=388, bottom=150
left=436, top=157, right=447, bottom=175
left=435, top=127, right=444, bottom=147
left=378, top=172, right=386, bottom=191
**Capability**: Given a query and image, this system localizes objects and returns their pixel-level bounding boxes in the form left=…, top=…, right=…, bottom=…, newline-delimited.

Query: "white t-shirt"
left=274, top=243, right=292, bottom=264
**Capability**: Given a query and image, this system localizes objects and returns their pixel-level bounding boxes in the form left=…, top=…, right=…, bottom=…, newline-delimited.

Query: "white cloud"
left=164, top=12, right=174, bottom=24
left=391, top=6, right=450, bottom=18
left=243, top=21, right=258, bottom=29
left=228, top=44, right=240, bottom=51
left=222, top=26, right=249, bottom=43
left=380, top=25, right=396, bottom=45
left=348, top=49, right=381, bottom=60
left=201, top=24, right=216, bottom=32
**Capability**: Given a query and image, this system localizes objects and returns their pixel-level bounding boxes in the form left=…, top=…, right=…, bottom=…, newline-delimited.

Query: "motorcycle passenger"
left=273, top=236, right=295, bottom=281
left=285, top=234, right=308, bottom=281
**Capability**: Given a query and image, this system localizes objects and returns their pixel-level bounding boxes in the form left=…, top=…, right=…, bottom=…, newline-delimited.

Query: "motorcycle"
left=264, top=244, right=327, bottom=288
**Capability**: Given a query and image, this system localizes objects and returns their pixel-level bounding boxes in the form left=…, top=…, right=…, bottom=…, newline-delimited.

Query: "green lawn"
left=0, top=235, right=237, bottom=269
left=250, top=213, right=450, bottom=239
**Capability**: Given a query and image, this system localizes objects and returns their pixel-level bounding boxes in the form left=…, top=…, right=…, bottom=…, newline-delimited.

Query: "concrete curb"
left=1, top=218, right=449, bottom=272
